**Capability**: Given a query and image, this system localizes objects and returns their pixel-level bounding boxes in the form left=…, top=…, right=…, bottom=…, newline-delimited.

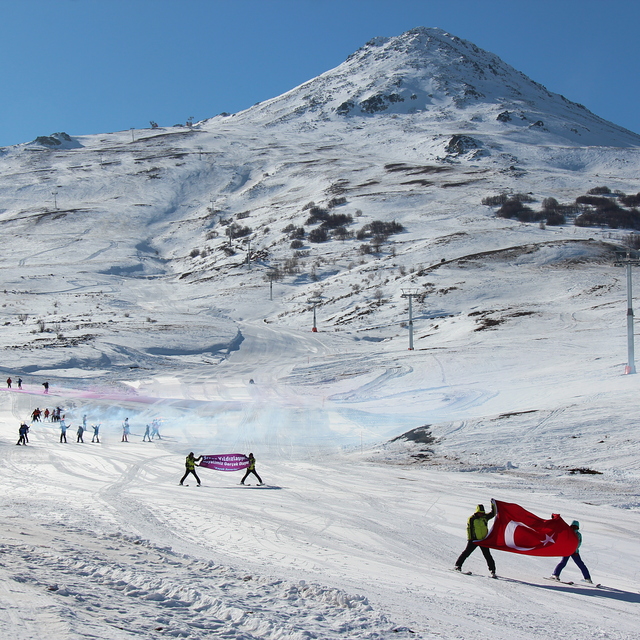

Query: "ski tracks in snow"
left=0, top=523, right=400, bottom=640
left=0, top=442, right=414, bottom=640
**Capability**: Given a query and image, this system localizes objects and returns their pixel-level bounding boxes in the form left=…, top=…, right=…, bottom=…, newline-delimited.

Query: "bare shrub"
left=333, top=226, right=353, bottom=241
left=496, top=199, right=539, bottom=222
left=226, top=223, right=252, bottom=239
left=545, top=211, right=566, bottom=225
left=305, top=207, right=329, bottom=225
left=321, top=213, right=353, bottom=230
left=327, top=196, right=347, bottom=209
left=619, top=192, right=640, bottom=207
left=308, top=228, right=328, bottom=243
left=356, top=220, right=403, bottom=240
left=283, top=257, right=299, bottom=275
left=482, top=193, right=509, bottom=206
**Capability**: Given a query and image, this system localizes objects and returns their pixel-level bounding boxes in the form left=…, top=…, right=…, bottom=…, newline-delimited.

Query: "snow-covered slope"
left=1, top=26, right=640, bottom=640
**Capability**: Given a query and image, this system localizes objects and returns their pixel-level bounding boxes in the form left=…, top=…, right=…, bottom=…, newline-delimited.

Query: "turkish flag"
left=475, top=500, right=579, bottom=557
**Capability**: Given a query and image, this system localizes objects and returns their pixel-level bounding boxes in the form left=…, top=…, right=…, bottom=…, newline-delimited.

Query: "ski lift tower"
left=266, top=269, right=278, bottom=300
left=401, top=288, right=419, bottom=351
left=308, top=296, right=323, bottom=332
left=614, top=249, right=640, bottom=374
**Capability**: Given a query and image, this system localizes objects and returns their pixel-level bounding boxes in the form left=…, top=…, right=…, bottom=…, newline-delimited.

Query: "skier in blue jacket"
left=551, top=520, right=592, bottom=583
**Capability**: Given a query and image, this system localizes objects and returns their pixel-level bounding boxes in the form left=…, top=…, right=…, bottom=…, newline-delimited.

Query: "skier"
left=241, top=452, right=263, bottom=485
left=91, top=424, right=100, bottom=443
left=16, top=422, right=29, bottom=445
left=42, top=381, right=49, bottom=394
left=179, top=452, right=203, bottom=486
left=150, top=419, right=161, bottom=440
left=44, top=408, right=50, bottom=421
left=77, top=424, right=85, bottom=443
left=82, top=414, right=87, bottom=429
left=454, top=503, right=497, bottom=578
left=143, top=424, right=151, bottom=441
left=31, top=407, right=41, bottom=422
left=17, top=377, right=22, bottom=390
left=121, top=417, right=130, bottom=442
left=59, top=419, right=68, bottom=443
left=550, top=520, right=592, bottom=583
left=7, top=377, right=11, bottom=388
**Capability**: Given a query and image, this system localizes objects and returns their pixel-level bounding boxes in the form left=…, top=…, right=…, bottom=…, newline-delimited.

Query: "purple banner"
left=199, top=454, right=249, bottom=471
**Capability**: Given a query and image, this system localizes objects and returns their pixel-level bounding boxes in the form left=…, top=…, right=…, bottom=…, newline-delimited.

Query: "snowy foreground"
left=1, top=317, right=639, bottom=640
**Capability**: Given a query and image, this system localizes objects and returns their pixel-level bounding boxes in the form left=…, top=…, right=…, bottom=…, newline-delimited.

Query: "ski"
left=544, top=577, right=602, bottom=587
left=452, top=569, right=472, bottom=575
left=545, top=577, right=573, bottom=585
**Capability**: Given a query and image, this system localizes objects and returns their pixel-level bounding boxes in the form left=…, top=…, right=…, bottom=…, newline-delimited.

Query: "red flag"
left=476, top=500, right=579, bottom=557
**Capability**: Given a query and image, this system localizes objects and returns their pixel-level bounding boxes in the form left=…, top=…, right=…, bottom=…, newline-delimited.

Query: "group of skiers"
left=179, top=452, right=263, bottom=487
left=60, top=415, right=101, bottom=443
left=31, top=407, right=64, bottom=422
left=455, top=503, right=593, bottom=583
left=121, top=418, right=161, bottom=442
left=6, top=377, right=49, bottom=393
left=6, top=377, right=22, bottom=389
left=16, top=411, right=165, bottom=444
left=16, top=407, right=101, bottom=445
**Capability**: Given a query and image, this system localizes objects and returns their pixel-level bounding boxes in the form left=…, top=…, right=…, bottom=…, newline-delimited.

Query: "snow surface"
left=1, top=26, right=640, bottom=640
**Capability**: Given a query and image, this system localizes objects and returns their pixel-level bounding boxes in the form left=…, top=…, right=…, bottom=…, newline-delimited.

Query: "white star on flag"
left=541, top=534, right=555, bottom=546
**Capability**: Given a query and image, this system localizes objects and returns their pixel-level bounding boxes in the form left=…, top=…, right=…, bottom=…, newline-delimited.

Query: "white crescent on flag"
left=504, top=520, right=536, bottom=551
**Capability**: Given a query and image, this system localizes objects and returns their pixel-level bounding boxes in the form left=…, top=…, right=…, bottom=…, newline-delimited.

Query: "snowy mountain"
left=240, top=26, right=640, bottom=147
left=1, top=27, right=640, bottom=640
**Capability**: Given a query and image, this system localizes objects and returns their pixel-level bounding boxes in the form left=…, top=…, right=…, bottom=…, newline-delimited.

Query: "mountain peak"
left=235, top=26, right=640, bottom=148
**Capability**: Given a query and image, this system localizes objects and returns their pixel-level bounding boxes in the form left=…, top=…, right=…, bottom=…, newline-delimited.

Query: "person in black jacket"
left=179, top=452, right=203, bottom=486
left=454, top=503, right=497, bottom=577
left=16, top=423, right=29, bottom=445
left=241, top=453, right=263, bottom=485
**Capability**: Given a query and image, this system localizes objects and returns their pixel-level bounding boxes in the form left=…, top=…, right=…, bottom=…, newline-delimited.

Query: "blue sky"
left=1, top=0, right=638, bottom=147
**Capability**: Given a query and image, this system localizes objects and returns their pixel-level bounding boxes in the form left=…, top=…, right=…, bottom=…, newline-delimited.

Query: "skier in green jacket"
left=179, top=452, right=203, bottom=486
left=454, top=503, right=497, bottom=577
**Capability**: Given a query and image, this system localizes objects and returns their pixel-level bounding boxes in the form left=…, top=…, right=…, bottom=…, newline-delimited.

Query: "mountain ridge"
left=227, top=26, right=640, bottom=148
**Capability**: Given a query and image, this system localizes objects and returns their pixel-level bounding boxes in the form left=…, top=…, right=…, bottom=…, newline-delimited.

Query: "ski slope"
left=1, top=312, right=639, bottom=640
